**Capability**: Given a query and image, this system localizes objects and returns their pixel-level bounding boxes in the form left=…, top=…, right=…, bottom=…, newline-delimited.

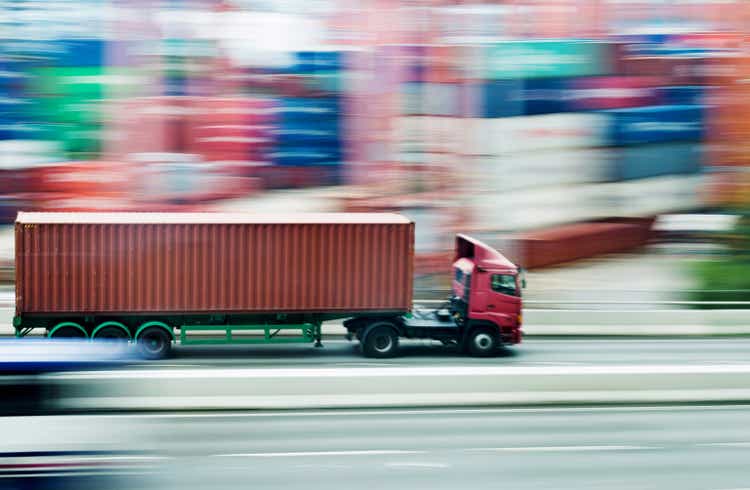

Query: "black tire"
left=466, top=327, right=499, bottom=357
left=137, top=327, right=172, bottom=360
left=93, top=326, right=130, bottom=342
left=49, top=326, right=86, bottom=339
left=362, top=324, right=399, bottom=358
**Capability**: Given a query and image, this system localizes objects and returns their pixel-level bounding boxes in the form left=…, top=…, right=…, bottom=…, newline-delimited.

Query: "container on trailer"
left=15, top=213, right=414, bottom=316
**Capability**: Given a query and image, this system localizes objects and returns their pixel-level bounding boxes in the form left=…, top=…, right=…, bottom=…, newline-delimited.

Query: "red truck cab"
left=452, top=234, right=523, bottom=345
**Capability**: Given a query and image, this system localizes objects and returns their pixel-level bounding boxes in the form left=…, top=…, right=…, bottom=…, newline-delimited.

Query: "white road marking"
left=466, top=445, right=653, bottom=452
left=385, top=462, right=450, bottom=469
left=215, top=450, right=426, bottom=458
left=697, top=442, right=750, bottom=448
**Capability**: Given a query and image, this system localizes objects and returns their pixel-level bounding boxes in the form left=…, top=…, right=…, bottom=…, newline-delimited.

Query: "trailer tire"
left=137, top=326, right=172, bottom=360
left=362, top=324, right=399, bottom=358
left=92, top=322, right=130, bottom=342
left=49, top=322, right=87, bottom=339
left=466, top=327, right=499, bottom=357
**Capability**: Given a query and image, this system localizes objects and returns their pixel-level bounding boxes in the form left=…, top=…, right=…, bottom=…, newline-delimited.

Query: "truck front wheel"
left=362, top=324, right=399, bottom=358
left=466, top=327, right=499, bottom=357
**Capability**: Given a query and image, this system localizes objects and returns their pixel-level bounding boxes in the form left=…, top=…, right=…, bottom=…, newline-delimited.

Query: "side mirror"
left=519, top=267, right=527, bottom=289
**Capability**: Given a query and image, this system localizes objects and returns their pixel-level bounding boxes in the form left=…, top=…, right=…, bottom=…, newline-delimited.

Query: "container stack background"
left=0, top=0, right=748, bottom=271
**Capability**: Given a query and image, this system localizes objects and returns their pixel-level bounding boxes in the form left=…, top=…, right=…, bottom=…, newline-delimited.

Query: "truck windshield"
left=491, top=274, right=518, bottom=297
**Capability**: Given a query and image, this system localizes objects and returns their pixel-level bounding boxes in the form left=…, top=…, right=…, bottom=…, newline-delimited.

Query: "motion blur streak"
left=3, top=0, right=750, bottom=489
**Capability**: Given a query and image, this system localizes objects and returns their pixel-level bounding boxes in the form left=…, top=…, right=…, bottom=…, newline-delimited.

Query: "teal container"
left=482, top=40, right=612, bottom=80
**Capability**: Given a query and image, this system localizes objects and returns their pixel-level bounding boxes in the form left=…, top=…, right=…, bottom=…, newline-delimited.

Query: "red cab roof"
left=454, top=234, right=517, bottom=272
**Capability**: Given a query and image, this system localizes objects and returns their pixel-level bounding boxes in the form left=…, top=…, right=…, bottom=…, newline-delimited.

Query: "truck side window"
left=491, top=274, right=517, bottom=296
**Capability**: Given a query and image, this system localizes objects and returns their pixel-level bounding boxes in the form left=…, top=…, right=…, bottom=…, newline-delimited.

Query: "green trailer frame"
left=178, top=322, right=322, bottom=346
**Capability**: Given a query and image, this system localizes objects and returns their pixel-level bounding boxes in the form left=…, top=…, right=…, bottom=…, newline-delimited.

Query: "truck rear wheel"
left=466, top=327, right=499, bottom=357
left=137, top=326, right=172, bottom=360
left=362, top=324, right=399, bottom=358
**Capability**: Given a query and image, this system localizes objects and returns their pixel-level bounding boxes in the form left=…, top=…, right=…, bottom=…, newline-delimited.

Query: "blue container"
left=478, top=80, right=524, bottom=118
left=605, top=105, right=705, bottom=146
left=277, top=98, right=340, bottom=122
left=271, top=147, right=342, bottom=166
left=164, top=75, right=186, bottom=96
left=0, top=60, right=30, bottom=95
left=656, top=86, right=709, bottom=106
left=0, top=97, right=35, bottom=119
left=0, top=121, right=50, bottom=140
left=608, top=143, right=703, bottom=181
left=57, top=40, right=105, bottom=67
left=2, top=39, right=104, bottom=67
left=274, top=126, right=340, bottom=146
left=521, top=78, right=569, bottom=115
left=294, top=51, right=343, bottom=73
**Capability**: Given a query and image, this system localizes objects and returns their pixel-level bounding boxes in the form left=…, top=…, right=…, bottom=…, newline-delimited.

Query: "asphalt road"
left=139, top=337, right=750, bottom=368
left=3, top=405, right=750, bottom=490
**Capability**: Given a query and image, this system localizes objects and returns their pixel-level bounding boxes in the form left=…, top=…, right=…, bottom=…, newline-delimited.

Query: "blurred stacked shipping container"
left=0, top=0, right=748, bottom=271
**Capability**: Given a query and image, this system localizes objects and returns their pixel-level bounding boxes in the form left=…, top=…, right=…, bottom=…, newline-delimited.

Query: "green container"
left=31, top=97, right=103, bottom=125
left=482, top=40, right=611, bottom=80
left=58, top=123, right=103, bottom=155
left=29, top=67, right=145, bottom=99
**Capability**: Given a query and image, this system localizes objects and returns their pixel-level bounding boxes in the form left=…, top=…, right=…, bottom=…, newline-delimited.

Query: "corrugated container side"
left=502, top=219, right=654, bottom=269
left=16, top=221, right=414, bottom=315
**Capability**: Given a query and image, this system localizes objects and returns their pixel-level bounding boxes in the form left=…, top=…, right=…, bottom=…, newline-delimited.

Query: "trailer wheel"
left=466, top=327, right=499, bottom=357
left=137, top=326, right=172, bottom=360
left=92, top=322, right=130, bottom=342
left=49, top=322, right=87, bottom=339
left=362, top=324, right=399, bottom=358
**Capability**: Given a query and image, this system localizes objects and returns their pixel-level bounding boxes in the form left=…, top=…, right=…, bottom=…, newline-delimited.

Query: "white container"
left=470, top=113, right=609, bottom=156
left=0, top=141, right=62, bottom=169
left=468, top=148, right=611, bottom=193
left=594, top=174, right=706, bottom=217
left=469, top=184, right=608, bottom=232
left=394, top=116, right=466, bottom=154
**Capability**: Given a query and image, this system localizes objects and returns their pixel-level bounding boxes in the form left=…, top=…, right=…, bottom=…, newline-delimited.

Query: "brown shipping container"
left=15, top=213, right=414, bottom=316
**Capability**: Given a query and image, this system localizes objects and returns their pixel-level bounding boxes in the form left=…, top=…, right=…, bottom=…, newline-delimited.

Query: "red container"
left=184, top=97, right=275, bottom=162
left=106, top=97, right=190, bottom=157
left=15, top=213, right=414, bottom=315
left=498, top=219, right=654, bottom=269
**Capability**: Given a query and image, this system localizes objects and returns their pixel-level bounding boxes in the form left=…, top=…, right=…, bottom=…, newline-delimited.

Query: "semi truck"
left=14, top=212, right=523, bottom=359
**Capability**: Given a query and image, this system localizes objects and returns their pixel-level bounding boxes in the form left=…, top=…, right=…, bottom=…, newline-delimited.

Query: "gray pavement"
left=152, top=338, right=750, bottom=368
left=3, top=405, right=750, bottom=489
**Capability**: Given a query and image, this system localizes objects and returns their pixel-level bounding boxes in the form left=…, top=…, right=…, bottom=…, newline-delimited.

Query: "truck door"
left=487, top=273, right=521, bottom=319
